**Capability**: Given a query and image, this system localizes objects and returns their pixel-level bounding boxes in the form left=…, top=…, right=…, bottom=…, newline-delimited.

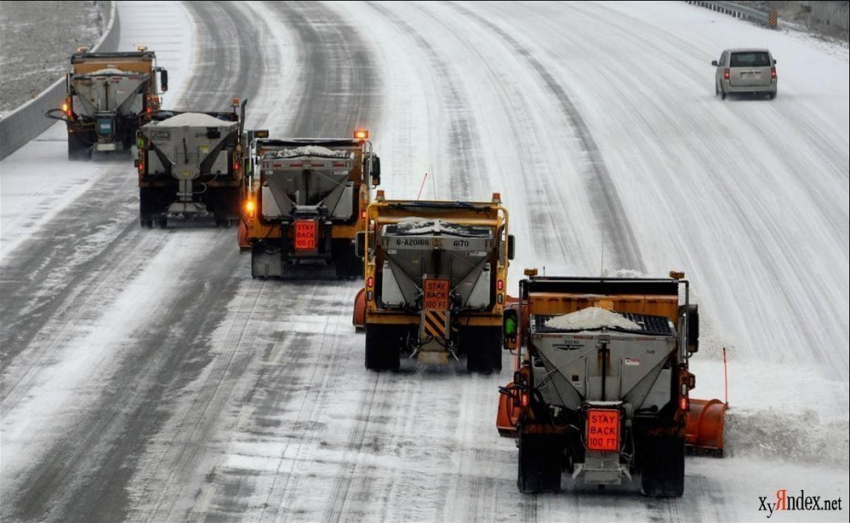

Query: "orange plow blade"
left=685, top=398, right=728, bottom=456
left=496, top=383, right=520, bottom=438
left=352, top=288, right=366, bottom=330
left=237, top=221, right=250, bottom=250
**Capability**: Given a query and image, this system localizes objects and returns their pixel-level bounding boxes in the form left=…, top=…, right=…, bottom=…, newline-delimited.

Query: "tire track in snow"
left=266, top=1, right=382, bottom=137
left=367, top=1, right=487, bottom=201
left=2, top=2, right=273, bottom=521
left=447, top=2, right=646, bottom=273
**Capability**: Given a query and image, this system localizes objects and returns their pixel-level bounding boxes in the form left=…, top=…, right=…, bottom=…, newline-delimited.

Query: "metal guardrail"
left=686, top=1, right=778, bottom=29
left=0, top=1, right=119, bottom=161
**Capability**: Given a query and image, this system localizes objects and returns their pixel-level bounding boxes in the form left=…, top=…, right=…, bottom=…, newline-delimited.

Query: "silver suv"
left=712, top=49, right=777, bottom=100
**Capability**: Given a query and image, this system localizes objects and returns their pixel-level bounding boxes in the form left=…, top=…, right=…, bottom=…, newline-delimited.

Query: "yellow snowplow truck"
left=136, top=99, right=246, bottom=228
left=355, top=192, right=514, bottom=373
left=242, top=129, right=380, bottom=279
left=47, top=47, right=167, bottom=160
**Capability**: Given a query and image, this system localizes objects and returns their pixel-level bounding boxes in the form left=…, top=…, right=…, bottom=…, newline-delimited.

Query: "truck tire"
left=465, top=326, right=502, bottom=374
left=640, top=435, right=685, bottom=498
left=365, top=324, right=400, bottom=371
left=518, top=430, right=563, bottom=493
left=333, top=239, right=362, bottom=279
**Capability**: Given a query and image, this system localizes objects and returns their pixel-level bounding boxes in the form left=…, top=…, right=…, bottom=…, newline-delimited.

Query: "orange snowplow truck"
left=47, top=46, right=167, bottom=160
left=354, top=192, right=514, bottom=372
left=497, top=271, right=726, bottom=497
left=241, top=129, right=380, bottom=278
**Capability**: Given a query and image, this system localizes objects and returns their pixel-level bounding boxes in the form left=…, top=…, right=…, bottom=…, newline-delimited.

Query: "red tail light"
left=680, top=397, right=689, bottom=411
left=497, top=279, right=504, bottom=291
left=771, top=67, right=777, bottom=79
left=521, top=391, right=529, bottom=407
left=138, top=162, right=144, bottom=174
left=360, top=210, right=366, bottom=220
left=723, top=68, right=730, bottom=80
left=367, top=277, right=374, bottom=288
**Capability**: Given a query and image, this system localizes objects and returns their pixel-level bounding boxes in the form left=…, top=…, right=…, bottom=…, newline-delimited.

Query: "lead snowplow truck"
left=242, top=129, right=381, bottom=279
left=496, top=271, right=726, bottom=497
left=135, top=99, right=246, bottom=228
left=47, top=46, right=167, bottom=160
left=354, top=192, right=514, bottom=373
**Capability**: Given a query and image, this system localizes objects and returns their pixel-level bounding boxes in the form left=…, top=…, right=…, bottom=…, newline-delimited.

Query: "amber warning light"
left=354, top=129, right=369, bottom=140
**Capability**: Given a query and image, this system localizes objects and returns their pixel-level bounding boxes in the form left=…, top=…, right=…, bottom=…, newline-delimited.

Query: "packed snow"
left=85, top=67, right=136, bottom=76
left=545, top=306, right=642, bottom=331
left=267, top=145, right=354, bottom=159
left=150, top=112, right=237, bottom=128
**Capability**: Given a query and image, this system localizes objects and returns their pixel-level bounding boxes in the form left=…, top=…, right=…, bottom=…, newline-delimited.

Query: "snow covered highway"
left=1, top=1, right=847, bottom=522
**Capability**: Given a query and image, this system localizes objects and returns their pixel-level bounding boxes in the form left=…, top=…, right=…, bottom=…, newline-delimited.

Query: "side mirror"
left=507, top=234, right=515, bottom=260
left=773, top=59, right=777, bottom=65
left=680, top=304, right=699, bottom=352
left=370, top=155, right=381, bottom=186
left=355, top=231, right=366, bottom=258
left=503, top=308, right=518, bottom=350
left=711, top=60, right=718, bottom=67
left=65, top=72, right=71, bottom=94
left=160, top=69, right=169, bottom=92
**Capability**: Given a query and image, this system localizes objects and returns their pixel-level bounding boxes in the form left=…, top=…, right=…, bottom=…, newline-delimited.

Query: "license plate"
left=294, top=220, right=317, bottom=251
left=586, top=409, right=620, bottom=452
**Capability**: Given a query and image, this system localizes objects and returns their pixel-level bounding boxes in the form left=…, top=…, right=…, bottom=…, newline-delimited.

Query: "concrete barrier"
left=0, top=1, right=119, bottom=161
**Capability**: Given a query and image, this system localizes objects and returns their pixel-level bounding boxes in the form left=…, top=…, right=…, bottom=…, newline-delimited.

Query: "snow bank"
left=267, top=146, right=353, bottom=159
left=546, top=307, right=641, bottom=331
left=152, top=112, right=236, bottom=128
left=725, top=408, right=850, bottom=468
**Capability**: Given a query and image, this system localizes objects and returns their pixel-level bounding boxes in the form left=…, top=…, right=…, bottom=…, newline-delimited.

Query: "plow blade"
left=496, top=383, right=520, bottom=438
left=685, top=398, right=728, bottom=456
left=352, top=288, right=366, bottom=330
left=238, top=221, right=250, bottom=250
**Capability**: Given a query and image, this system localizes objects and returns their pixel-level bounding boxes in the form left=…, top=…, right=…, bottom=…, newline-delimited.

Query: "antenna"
left=416, top=172, right=429, bottom=200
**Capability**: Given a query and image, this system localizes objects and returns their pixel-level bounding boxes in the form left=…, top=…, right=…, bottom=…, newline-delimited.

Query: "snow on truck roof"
left=148, top=112, right=237, bottom=128
left=264, top=146, right=354, bottom=160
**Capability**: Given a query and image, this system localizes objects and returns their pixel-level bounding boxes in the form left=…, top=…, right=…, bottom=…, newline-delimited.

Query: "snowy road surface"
left=1, top=1, right=847, bottom=522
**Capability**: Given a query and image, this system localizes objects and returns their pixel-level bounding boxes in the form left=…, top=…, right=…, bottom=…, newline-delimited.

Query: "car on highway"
left=712, top=48, right=777, bottom=100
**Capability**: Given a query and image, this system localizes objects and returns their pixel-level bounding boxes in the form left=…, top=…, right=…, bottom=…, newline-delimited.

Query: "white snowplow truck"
left=497, top=272, right=700, bottom=497
left=47, top=47, right=167, bottom=160
left=136, top=100, right=245, bottom=228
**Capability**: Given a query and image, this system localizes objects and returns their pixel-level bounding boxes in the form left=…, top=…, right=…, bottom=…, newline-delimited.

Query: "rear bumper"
left=722, top=80, right=777, bottom=94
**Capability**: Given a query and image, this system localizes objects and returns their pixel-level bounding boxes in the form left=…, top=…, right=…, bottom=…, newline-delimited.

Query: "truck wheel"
left=518, top=430, right=563, bottom=493
left=465, top=327, right=502, bottom=374
left=640, top=435, right=685, bottom=498
left=333, top=240, right=362, bottom=279
left=365, top=324, right=400, bottom=371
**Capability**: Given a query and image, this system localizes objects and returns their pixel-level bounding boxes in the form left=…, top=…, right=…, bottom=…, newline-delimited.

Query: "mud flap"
left=640, top=435, right=685, bottom=498
left=251, top=243, right=283, bottom=278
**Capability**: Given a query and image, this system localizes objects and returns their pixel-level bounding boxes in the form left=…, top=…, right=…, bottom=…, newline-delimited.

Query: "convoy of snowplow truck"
left=47, top=44, right=729, bottom=500
left=47, top=47, right=167, bottom=160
